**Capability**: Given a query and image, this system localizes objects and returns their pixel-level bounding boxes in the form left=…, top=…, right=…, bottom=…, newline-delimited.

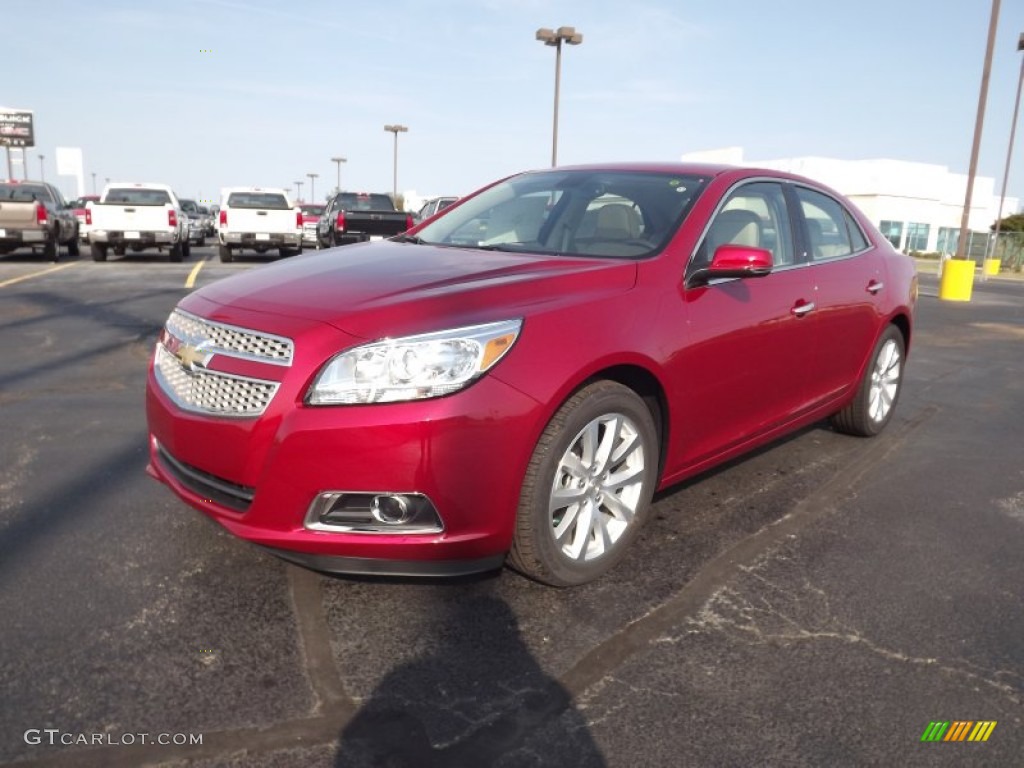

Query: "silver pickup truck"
left=0, top=180, right=79, bottom=260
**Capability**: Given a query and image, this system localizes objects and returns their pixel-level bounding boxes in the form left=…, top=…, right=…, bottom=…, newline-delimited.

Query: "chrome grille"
left=154, top=344, right=279, bottom=417
left=166, top=308, right=293, bottom=365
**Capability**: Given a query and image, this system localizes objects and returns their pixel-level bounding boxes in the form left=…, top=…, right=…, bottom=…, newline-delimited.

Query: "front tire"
left=831, top=325, right=905, bottom=437
left=509, top=381, right=658, bottom=587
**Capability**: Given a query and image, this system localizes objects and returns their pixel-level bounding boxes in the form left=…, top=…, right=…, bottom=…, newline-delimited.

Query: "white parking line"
left=0, top=262, right=80, bottom=289
left=185, top=257, right=208, bottom=289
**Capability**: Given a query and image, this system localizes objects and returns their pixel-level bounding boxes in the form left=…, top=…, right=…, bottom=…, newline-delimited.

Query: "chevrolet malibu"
left=146, top=163, right=917, bottom=586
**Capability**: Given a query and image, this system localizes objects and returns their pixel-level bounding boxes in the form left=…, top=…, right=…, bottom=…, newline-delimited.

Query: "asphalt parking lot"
left=1, top=247, right=1022, bottom=767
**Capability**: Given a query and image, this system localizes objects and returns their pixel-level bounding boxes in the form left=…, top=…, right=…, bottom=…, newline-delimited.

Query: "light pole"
left=91, top=172, right=97, bottom=194
left=985, top=31, right=1024, bottom=275
left=294, top=180, right=303, bottom=203
left=536, top=26, right=583, bottom=167
left=307, top=172, right=318, bottom=203
left=38, top=154, right=44, bottom=181
left=384, top=124, right=408, bottom=202
left=330, top=156, right=346, bottom=194
left=954, top=0, right=1000, bottom=263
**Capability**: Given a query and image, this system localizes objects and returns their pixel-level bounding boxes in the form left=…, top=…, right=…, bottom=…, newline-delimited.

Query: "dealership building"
left=682, top=147, right=1017, bottom=255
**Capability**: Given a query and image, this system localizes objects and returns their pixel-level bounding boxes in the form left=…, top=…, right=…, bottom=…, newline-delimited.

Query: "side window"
left=796, top=187, right=856, bottom=260
left=694, top=181, right=793, bottom=267
left=845, top=210, right=869, bottom=251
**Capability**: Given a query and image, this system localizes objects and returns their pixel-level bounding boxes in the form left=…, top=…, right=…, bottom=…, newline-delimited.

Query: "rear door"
left=791, top=185, right=886, bottom=404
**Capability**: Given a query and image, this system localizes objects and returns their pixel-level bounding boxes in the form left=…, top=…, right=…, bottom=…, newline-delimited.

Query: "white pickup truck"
left=216, top=187, right=302, bottom=263
left=86, top=183, right=189, bottom=262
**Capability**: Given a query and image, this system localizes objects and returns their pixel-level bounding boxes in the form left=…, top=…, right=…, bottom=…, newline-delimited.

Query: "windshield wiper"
left=391, top=233, right=428, bottom=244
left=475, top=242, right=531, bottom=252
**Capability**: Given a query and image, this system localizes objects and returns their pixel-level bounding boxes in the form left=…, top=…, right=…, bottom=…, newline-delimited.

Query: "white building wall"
left=681, top=148, right=1017, bottom=253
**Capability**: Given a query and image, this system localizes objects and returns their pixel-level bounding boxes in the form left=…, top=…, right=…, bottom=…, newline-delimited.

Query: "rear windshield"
left=0, top=183, right=55, bottom=203
left=333, top=193, right=395, bottom=211
left=105, top=188, right=171, bottom=205
left=227, top=192, right=290, bottom=209
left=300, top=204, right=325, bottom=215
left=71, top=196, right=99, bottom=208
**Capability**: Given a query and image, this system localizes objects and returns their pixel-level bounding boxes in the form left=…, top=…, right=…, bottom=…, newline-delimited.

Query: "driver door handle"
left=791, top=300, right=816, bottom=317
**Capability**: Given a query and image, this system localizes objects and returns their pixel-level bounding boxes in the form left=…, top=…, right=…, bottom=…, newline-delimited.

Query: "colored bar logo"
left=921, top=721, right=997, bottom=742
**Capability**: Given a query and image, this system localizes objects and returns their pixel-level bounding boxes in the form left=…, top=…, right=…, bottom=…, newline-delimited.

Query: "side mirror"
left=689, top=244, right=774, bottom=287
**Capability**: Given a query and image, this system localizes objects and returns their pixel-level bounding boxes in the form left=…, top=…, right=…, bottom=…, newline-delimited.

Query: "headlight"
left=308, top=319, right=522, bottom=405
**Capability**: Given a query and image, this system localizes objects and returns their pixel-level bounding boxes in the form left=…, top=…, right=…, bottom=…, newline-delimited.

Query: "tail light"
left=296, top=209, right=303, bottom=229
left=36, top=202, right=48, bottom=225
left=85, top=209, right=92, bottom=226
left=168, top=209, right=178, bottom=227
left=219, top=209, right=227, bottom=227
left=405, top=214, right=414, bottom=231
left=336, top=211, right=345, bottom=231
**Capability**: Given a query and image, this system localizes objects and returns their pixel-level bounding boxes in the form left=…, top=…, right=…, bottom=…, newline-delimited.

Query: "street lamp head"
left=384, top=124, right=408, bottom=134
left=536, top=27, right=556, bottom=44
left=307, top=172, right=318, bottom=178
left=556, top=26, right=582, bottom=44
left=330, top=156, right=347, bottom=164
left=538, top=26, right=582, bottom=45
left=1018, top=32, right=1024, bottom=52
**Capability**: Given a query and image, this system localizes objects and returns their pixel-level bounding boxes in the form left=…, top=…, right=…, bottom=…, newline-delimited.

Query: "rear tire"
left=831, top=325, right=905, bottom=437
left=91, top=243, right=108, bottom=262
left=43, top=239, right=58, bottom=262
left=508, top=381, right=658, bottom=587
left=169, top=241, right=184, bottom=262
left=68, top=238, right=80, bottom=258
left=218, top=244, right=233, bottom=263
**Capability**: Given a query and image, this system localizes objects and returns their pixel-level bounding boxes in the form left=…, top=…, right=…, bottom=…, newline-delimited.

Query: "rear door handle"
left=867, top=280, right=884, bottom=294
left=791, top=301, right=816, bottom=317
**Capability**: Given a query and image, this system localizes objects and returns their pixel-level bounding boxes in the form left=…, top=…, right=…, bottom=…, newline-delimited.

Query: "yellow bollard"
left=983, top=258, right=1001, bottom=276
left=939, top=258, right=974, bottom=302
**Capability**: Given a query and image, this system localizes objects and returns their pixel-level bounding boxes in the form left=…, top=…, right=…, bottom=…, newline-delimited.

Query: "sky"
left=5, top=0, right=1024, bottom=208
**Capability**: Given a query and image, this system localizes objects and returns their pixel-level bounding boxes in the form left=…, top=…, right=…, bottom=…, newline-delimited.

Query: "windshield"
left=105, top=188, right=171, bottom=205
left=0, top=183, right=55, bottom=203
left=413, top=170, right=709, bottom=259
left=333, top=193, right=395, bottom=211
left=227, top=192, right=290, bottom=209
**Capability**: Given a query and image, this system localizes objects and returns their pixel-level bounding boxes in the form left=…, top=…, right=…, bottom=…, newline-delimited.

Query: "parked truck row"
left=2, top=178, right=449, bottom=262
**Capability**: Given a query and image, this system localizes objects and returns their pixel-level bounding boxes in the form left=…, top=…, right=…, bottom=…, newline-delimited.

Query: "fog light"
left=371, top=494, right=411, bottom=524
left=304, top=491, right=443, bottom=534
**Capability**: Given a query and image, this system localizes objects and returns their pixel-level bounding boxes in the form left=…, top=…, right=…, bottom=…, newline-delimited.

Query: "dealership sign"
left=0, top=108, right=35, bottom=148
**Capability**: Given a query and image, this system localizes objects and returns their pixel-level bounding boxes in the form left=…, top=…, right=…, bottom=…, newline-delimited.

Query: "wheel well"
left=583, top=365, right=669, bottom=479
left=890, top=313, right=911, bottom=353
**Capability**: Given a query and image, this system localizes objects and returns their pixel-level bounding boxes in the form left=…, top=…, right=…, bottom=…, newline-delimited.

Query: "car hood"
left=187, top=241, right=638, bottom=340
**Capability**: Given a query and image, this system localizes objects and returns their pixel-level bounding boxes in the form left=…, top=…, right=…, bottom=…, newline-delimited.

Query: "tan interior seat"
left=593, top=204, right=641, bottom=241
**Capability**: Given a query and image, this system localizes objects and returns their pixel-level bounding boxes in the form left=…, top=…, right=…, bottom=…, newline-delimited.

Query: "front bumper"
left=145, top=310, right=543, bottom=575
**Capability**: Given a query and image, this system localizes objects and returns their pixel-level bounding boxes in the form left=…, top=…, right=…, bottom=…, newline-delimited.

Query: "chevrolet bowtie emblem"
left=166, top=334, right=213, bottom=371
left=175, top=343, right=212, bottom=371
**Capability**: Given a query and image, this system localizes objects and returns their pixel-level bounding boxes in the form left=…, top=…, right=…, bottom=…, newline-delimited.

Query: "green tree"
left=991, top=212, right=1024, bottom=232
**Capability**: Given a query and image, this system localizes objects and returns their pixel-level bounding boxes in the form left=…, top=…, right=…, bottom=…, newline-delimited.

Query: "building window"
left=879, top=220, right=903, bottom=249
left=906, top=222, right=930, bottom=252
left=937, top=227, right=958, bottom=255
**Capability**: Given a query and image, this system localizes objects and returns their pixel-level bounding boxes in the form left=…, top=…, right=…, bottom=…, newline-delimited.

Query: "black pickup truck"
left=317, top=192, right=413, bottom=247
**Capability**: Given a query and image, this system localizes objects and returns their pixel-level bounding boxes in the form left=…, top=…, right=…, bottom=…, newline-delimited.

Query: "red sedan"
left=146, top=163, right=917, bottom=586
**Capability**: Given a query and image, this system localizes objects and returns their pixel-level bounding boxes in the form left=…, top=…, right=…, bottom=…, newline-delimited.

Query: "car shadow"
left=333, top=593, right=607, bottom=767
